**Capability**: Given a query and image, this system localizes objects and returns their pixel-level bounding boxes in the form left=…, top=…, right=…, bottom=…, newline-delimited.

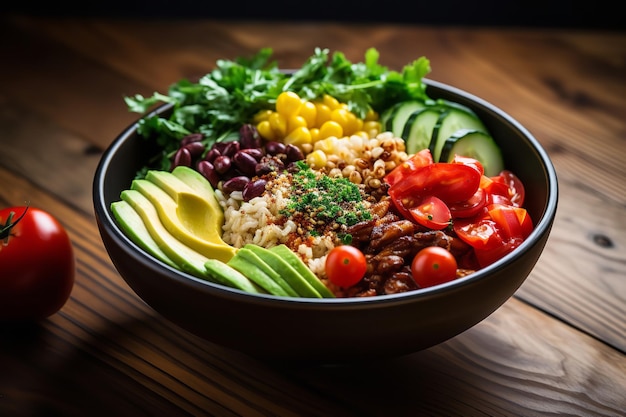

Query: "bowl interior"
left=93, top=79, right=558, bottom=360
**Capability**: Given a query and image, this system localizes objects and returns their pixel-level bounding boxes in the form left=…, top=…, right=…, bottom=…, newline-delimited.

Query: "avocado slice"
left=120, top=189, right=211, bottom=277
left=236, top=247, right=298, bottom=297
left=111, top=200, right=178, bottom=269
left=270, top=244, right=335, bottom=298
left=244, top=244, right=322, bottom=298
left=170, top=166, right=224, bottom=224
left=131, top=179, right=236, bottom=263
left=204, top=259, right=265, bottom=294
left=118, top=190, right=257, bottom=292
left=227, top=253, right=291, bottom=297
left=145, top=169, right=226, bottom=243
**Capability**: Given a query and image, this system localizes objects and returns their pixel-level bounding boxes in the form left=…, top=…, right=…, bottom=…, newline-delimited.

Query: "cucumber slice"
left=382, top=100, right=427, bottom=138
left=439, top=129, right=504, bottom=177
left=429, top=106, right=488, bottom=162
left=402, top=107, right=444, bottom=154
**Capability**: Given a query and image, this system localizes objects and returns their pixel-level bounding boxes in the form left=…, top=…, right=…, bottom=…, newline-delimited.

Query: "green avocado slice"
left=204, top=259, right=265, bottom=294
left=111, top=199, right=178, bottom=269
left=227, top=253, right=292, bottom=297
left=244, top=244, right=322, bottom=298
left=270, top=244, right=335, bottom=298
left=236, top=248, right=298, bottom=297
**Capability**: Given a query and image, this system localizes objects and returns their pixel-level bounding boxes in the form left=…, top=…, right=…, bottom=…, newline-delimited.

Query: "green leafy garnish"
left=124, top=47, right=431, bottom=174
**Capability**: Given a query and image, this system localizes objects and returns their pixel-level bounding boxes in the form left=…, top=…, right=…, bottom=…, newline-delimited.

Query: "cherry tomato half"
left=0, top=206, right=75, bottom=321
left=408, top=196, right=451, bottom=230
left=325, top=245, right=367, bottom=288
left=411, top=246, right=458, bottom=288
left=388, top=162, right=481, bottom=206
left=384, top=148, right=433, bottom=187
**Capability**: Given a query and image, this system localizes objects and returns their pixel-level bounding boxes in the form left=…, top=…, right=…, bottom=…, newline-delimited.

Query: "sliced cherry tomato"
left=408, top=196, right=451, bottom=230
left=389, top=162, right=481, bottom=205
left=453, top=217, right=504, bottom=251
left=448, top=187, right=487, bottom=219
left=325, top=245, right=367, bottom=288
left=491, top=170, right=526, bottom=207
left=451, top=154, right=484, bottom=176
left=0, top=206, right=75, bottom=321
left=384, top=148, right=433, bottom=187
left=474, top=237, right=524, bottom=268
left=411, top=246, right=458, bottom=288
left=488, top=204, right=534, bottom=240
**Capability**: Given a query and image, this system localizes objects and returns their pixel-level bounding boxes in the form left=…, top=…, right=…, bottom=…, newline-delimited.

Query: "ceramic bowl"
left=93, top=79, right=558, bottom=363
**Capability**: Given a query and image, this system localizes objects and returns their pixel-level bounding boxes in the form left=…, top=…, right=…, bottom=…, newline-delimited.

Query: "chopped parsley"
left=282, top=163, right=372, bottom=228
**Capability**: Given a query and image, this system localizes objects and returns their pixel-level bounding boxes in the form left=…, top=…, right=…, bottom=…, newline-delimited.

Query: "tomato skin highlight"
left=411, top=246, right=458, bottom=288
left=325, top=245, right=367, bottom=288
left=0, top=206, right=75, bottom=321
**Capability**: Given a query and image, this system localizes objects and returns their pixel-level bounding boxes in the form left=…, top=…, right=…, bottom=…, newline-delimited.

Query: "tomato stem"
left=0, top=205, right=29, bottom=243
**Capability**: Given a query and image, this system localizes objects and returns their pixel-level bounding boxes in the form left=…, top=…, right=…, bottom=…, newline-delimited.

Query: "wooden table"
left=1, top=15, right=624, bottom=416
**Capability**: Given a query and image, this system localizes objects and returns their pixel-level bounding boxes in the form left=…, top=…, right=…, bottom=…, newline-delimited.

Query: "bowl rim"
left=93, top=78, right=558, bottom=307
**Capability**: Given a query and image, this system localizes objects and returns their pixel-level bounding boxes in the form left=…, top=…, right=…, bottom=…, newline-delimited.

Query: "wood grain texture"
left=0, top=15, right=624, bottom=416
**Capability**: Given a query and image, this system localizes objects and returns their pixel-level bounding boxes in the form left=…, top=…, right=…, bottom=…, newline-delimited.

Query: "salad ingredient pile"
left=113, top=47, right=534, bottom=298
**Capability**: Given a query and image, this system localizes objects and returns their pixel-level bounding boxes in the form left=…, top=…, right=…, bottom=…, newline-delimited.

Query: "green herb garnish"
left=124, top=47, right=431, bottom=174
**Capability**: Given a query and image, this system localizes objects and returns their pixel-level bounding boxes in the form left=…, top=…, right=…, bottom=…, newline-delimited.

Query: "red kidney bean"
left=233, top=151, right=257, bottom=176
left=203, top=148, right=221, bottom=164
left=172, top=147, right=192, bottom=169
left=181, top=133, right=203, bottom=146
left=242, top=178, right=267, bottom=201
left=222, top=141, right=240, bottom=157
left=239, top=124, right=262, bottom=149
left=265, top=141, right=286, bottom=156
left=183, top=141, right=206, bottom=158
left=196, top=160, right=220, bottom=188
left=284, top=144, right=304, bottom=162
left=222, top=176, right=250, bottom=193
left=213, top=155, right=232, bottom=174
left=240, top=148, right=264, bottom=161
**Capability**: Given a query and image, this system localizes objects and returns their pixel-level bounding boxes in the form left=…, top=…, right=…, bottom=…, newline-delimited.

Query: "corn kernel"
left=276, top=91, right=302, bottom=118
left=365, top=108, right=379, bottom=121
left=319, top=120, right=343, bottom=139
left=309, top=127, right=320, bottom=143
left=269, top=112, right=288, bottom=138
left=257, top=120, right=275, bottom=140
left=306, top=149, right=328, bottom=169
left=253, top=109, right=272, bottom=124
left=284, top=126, right=312, bottom=148
left=323, top=94, right=341, bottom=110
left=287, top=115, right=308, bottom=133
left=298, top=100, right=317, bottom=127
left=313, top=102, right=332, bottom=127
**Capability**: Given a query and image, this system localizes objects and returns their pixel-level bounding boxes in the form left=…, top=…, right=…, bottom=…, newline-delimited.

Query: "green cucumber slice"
left=402, top=107, right=444, bottom=154
left=382, top=100, right=428, bottom=138
left=439, top=128, right=504, bottom=177
left=429, top=106, right=488, bottom=162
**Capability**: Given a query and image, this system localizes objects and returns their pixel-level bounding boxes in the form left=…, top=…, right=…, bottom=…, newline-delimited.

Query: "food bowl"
left=93, top=79, right=558, bottom=363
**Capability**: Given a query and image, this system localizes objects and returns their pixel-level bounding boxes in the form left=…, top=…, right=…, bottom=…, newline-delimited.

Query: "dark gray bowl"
left=93, top=79, right=558, bottom=363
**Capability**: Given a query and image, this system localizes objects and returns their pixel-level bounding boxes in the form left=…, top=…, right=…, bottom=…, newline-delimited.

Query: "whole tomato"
left=0, top=206, right=75, bottom=321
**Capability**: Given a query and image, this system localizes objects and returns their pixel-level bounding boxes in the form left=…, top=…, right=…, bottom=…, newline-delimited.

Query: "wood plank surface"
left=0, top=14, right=625, bottom=417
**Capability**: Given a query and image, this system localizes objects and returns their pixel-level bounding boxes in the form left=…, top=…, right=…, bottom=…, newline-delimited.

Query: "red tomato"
left=448, top=187, right=487, bottom=219
left=0, top=206, right=75, bottom=321
left=384, top=148, right=433, bottom=187
left=325, top=245, right=367, bottom=288
left=450, top=154, right=485, bottom=176
left=388, top=162, right=481, bottom=206
left=411, top=246, right=458, bottom=288
left=453, top=217, right=504, bottom=251
left=488, top=204, right=534, bottom=240
left=491, top=170, right=526, bottom=207
left=408, top=196, right=451, bottom=230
